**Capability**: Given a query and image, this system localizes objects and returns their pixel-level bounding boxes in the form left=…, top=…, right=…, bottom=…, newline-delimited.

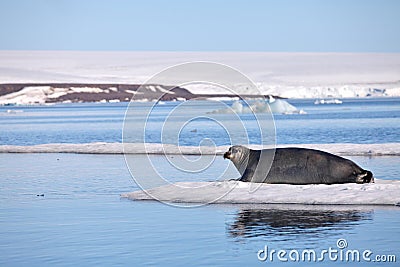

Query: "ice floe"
left=0, top=142, right=399, bottom=156
left=121, top=179, right=400, bottom=206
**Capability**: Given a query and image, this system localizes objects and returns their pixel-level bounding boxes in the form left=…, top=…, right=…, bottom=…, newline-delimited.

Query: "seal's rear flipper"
left=366, top=170, right=374, bottom=183
left=356, top=170, right=374, bottom=183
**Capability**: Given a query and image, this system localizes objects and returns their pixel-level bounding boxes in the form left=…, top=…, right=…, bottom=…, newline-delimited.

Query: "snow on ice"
left=121, top=179, right=400, bottom=206
left=0, top=142, right=399, bottom=156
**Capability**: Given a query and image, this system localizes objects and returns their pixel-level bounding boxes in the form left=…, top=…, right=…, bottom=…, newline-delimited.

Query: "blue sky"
left=0, top=0, right=399, bottom=52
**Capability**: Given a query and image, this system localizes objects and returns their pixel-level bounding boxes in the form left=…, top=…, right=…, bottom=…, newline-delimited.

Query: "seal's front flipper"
left=239, top=168, right=255, bottom=183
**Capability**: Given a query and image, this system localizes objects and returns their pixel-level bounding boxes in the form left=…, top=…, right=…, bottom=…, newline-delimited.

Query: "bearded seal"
left=223, top=146, right=374, bottom=184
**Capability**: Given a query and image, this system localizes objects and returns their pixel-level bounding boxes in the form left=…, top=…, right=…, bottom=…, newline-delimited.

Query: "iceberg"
left=268, top=96, right=306, bottom=114
left=210, top=97, right=305, bottom=115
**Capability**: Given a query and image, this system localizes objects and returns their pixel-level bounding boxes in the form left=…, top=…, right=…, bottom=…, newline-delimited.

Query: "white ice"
left=314, top=99, right=343, bottom=105
left=211, top=97, right=305, bottom=115
left=0, top=83, right=180, bottom=105
left=1, top=51, right=399, bottom=100
left=121, top=179, right=400, bottom=206
left=0, top=142, right=399, bottom=156
left=0, top=86, right=106, bottom=105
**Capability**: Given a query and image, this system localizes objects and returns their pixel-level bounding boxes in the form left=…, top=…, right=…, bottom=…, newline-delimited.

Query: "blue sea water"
left=0, top=98, right=399, bottom=266
left=0, top=154, right=399, bottom=266
left=0, top=98, right=399, bottom=146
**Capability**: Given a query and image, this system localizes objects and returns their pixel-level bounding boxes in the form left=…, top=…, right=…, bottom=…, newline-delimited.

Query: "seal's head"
left=223, top=145, right=251, bottom=175
left=224, top=145, right=247, bottom=160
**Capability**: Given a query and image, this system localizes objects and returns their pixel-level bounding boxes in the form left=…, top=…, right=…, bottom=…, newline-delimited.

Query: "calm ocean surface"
left=1, top=98, right=399, bottom=145
left=0, top=98, right=399, bottom=266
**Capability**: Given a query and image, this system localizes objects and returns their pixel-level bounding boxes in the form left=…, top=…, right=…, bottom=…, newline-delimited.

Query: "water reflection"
left=227, top=205, right=373, bottom=240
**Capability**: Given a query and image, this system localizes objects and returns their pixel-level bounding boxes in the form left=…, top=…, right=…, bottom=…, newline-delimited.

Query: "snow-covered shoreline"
left=1, top=51, right=399, bottom=104
left=0, top=142, right=399, bottom=156
left=1, top=83, right=398, bottom=106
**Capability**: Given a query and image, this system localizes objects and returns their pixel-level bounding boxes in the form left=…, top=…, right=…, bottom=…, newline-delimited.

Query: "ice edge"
left=0, top=142, right=399, bottom=156
left=121, top=180, right=400, bottom=206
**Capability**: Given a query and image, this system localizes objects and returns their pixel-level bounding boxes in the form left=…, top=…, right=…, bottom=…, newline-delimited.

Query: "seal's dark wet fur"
left=224, top=146, right=374, bottom=185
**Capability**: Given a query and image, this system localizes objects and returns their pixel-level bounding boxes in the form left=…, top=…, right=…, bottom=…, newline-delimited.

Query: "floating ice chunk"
left=122, top=179, right=400, bottom=206
left=5, top=109, right=24, bottom=114
left=269, top=99, right=301, bottom=114
left=314, top=99, right=343, bottom=104
left=210, top=98, right=305, bottom=114
left=231, top=101, right=243, bottom=113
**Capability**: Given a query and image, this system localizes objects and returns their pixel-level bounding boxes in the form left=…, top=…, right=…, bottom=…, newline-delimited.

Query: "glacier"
left=1, top=51, right=399, bottom=100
